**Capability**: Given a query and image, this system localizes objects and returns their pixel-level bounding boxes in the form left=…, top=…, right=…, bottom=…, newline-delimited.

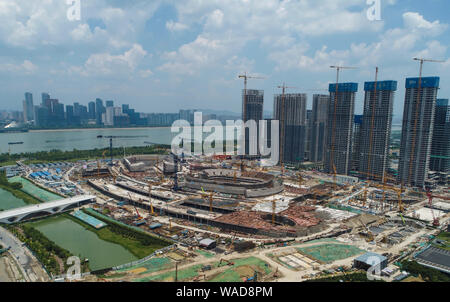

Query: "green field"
left=135, top=263, right=209, bottom=282
left=9, top=176, right=62, bottom=201
left=209, top=257, right=272, bottom=282
left=133, top=256, right=272, bottom=282
left=297, top=243, right=365, bottom=263
left=196, top=249, right=215, bottom=258
left=68, top=211, right=170, bottom=259
left=434, top=232, right=450, bottom=251
left=118, top=257, right=174, bottom=275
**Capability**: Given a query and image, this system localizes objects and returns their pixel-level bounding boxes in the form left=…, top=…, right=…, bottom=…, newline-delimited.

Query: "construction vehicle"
left=359, top=219, right=375, bottom=242
left=219, top=259, right=235, bottom=267
left=193, top=274, right=206, bottom=282
left=245, top=271, right=259, bottom=282
left=126, top=192, right=143, bottom=220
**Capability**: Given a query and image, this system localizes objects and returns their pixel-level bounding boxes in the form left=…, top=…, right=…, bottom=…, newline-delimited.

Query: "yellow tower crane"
left=148, top=182, right=155, bottom=216
left=271, top=200, right=277, bottom=225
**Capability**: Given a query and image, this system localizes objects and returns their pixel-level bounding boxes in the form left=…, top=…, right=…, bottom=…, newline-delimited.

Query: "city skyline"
left=0, top=1, right=449, bottom=116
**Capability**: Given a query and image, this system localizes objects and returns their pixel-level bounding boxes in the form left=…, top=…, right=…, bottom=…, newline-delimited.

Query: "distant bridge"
left=0, top=195, right=96, bottom=224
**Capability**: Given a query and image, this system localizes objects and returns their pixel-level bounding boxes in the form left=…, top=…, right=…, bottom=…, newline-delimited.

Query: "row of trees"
left=0, top=170, right=40, bottom=205
left=10, top=225, right=72, bottom=275
left=0, top=170, right=22, bottom=189
left=400, top=260, right=450, bottom=282
left=0, top=145, right=170, bottom=165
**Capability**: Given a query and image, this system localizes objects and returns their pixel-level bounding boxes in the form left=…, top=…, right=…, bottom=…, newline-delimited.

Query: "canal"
left=0, top=188, right=27, bottom=211
left=6, top=177, right=138, bottom=271
left=28, top=216, right=137, bottom=271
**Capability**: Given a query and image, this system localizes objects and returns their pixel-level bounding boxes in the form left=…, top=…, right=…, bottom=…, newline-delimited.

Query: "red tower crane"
left=426, top=189, right=440, bottom=227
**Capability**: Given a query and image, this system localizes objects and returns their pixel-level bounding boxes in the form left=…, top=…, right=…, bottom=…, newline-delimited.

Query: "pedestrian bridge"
left=0, top=195, right=96, bottom=224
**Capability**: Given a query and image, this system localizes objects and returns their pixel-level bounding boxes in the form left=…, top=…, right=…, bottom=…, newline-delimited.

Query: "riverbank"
left=0, top=145, right=170, bottom=167
left=0, top=173, right=41, bottom=206
left=29, top=126, right=171, bottom=133
left=8, top=223, right=73, bottom=276
left=78, top=209, right=171, bottom=259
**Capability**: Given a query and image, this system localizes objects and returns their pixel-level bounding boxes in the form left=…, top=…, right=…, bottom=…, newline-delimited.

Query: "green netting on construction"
left=10, top=176, right=61, bottom=202
left=118, top=257, right=173, bottom=274
left=327, top=203, right=362, bottom=214
left=195, top=249, right=215, bottom=258
left=210, top=269, right=242, bottom=282
left=134, top=264, right=205, bottom=282
left=209, top=257, right=272, bottom=282
left=294, top=238, right=339, bottom=246
left=297, top=244, right=364, bottom=263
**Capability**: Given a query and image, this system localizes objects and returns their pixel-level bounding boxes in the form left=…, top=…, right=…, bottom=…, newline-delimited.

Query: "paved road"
left=0, top=226, right=50, bottom=282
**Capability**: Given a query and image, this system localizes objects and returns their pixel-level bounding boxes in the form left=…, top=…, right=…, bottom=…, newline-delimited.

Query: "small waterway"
left=7, top=177, right=138, bottom=271
left=9, top=176, right=61, bottom=202
left=28, top=216, right=137, bottom=271
left=0, top=188, right=27, bottom=210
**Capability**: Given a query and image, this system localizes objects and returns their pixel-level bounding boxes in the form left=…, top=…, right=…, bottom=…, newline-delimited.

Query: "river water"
left=29, top=216, right=137, bottom=271
left=0, top=188, right=27, bottom=210
left=0, top=126, right=243, bottom=154
left=1, top=128, right=174, bottom=154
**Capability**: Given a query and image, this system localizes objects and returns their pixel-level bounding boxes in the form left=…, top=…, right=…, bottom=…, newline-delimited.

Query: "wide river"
left=0, top=126, right=243, bottom=154
left=1, top=125, right=402, bottom=155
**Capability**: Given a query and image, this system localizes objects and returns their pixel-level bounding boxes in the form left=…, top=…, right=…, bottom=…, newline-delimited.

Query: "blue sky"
left=0, top=0, right=449, bottom=118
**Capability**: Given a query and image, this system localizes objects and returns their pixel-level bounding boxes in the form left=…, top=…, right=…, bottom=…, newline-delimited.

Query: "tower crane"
left=97, top=135, right=125, bottom=166
left=367, top=67, right=379, bottom=181
left=148, top=182, right=155, bottom=216
left=407, top=58, right=444, bottom=187
left=329, top=65, right=358, bottom=188
left=127, top=192, right=143, bottom=220
left=271, top=200, right=277, bottom=225
left=426, top=189, right=444, bottom=227
left=238, top=72, right=265, bottom=125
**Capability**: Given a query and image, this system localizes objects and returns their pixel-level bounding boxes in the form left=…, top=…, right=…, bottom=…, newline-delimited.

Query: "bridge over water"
left=0, top=195, right=96, bottom=224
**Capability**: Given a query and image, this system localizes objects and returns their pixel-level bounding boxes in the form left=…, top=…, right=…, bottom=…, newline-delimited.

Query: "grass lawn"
left=434, top=232, right=450, bottom=251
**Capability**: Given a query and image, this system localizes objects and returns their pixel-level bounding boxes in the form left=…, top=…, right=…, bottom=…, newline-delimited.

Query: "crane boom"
left=329, top=65, right=358, bottom=187
left=239, top=72, right=265, bottom=123
left=407, top=58, right=444, bottom=187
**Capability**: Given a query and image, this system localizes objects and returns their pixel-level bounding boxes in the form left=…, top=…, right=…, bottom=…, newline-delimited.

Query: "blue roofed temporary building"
left=353, top=252, right=387, bottom=271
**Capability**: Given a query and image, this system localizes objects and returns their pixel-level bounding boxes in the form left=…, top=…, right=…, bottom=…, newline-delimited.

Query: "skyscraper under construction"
left=358, top=81, right=397, bottom=181
left=309, top=95, right=329, bottom=163
left=430, top=99, right=450, bottom=173
left=398, top=77, right=440, bottom=188
left=273, top=93, right=307, bottom=164
left=325, top=83, right=358, bottom=175
left=242, top=89, right=264, bottom=157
